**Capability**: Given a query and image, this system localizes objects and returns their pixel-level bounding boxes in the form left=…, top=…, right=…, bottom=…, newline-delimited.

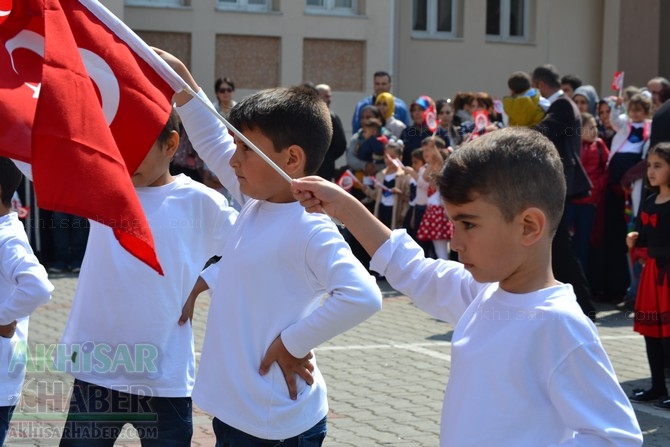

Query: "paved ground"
left=5, top=273, right=670, bottom=446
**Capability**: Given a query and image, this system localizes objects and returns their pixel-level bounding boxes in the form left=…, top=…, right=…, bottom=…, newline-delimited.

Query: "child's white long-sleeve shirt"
left=0, top=212, right=53, bottom=405
left=370, top=230, right=642, bottom=447
left=178, top=91, right=382, bottom=440
left=57, top=176, right=237, bottom=397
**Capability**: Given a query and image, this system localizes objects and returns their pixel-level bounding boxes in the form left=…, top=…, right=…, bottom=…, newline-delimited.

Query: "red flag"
left=0, top=0, right=186, bottom=274
left=611, top=71, right=624, bottom=91
left=336, top=169, right=360, bottom=192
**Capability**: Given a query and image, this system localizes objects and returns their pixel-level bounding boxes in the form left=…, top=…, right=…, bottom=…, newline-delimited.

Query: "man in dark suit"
left=650, top=86, right=670, bottom=145
left=532, top=64, right=597, bottom=321
left=315, top=84, right=347, bottom=182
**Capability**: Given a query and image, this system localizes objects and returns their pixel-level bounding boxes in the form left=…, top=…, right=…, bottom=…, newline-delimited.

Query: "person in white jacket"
left=291, top=128, right=643, bottom=447
left=0, top=158, right=53, bottom=445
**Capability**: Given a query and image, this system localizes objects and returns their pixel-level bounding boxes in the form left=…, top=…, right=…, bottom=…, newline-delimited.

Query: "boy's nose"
left=449, top=234, right=462, bottom=253
left=229, top=148, right=241, bottom=168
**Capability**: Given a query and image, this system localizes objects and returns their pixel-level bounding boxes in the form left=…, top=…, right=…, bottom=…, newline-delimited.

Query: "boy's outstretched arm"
left=291, top=176, right=391, bottom=257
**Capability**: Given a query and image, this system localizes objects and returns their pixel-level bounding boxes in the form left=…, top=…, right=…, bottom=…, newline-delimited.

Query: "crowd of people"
left=338, top=68, right=668, bottom=308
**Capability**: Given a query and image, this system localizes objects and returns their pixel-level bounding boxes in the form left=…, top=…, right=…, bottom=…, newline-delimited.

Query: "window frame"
left=485, top=0, right=531, bottom=43
left=125, top=0, right=186, bottom=7
left=216, top=0, right=271, bottom=12
left=305, top=0, right=359, bottom=16
left=411, top=0, right=460, bottom=40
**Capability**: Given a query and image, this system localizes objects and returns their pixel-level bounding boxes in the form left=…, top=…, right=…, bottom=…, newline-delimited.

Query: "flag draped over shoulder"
left=0, top=0, right=188, bottom=274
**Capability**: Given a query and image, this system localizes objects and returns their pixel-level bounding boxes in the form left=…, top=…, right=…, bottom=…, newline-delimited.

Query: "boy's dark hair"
left=422, top=136, right=446, bottom=149
left=439, top=128, right=566, bottom=234
left=229, top=85, right=332, bottom=175
left=508, top=71, right=531, bottom=94
left=560, top=74, right=583, bottom=91
left=628, top=93, right=652, bottom=114
left=645, top=142, right=670, bottom=189
left=532, top=65, right=561, bottom=89
left=0, top=158, right=23, bottom=207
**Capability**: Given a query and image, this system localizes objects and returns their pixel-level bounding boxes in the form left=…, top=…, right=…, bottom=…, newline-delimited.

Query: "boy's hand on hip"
left=259, top=335, right=315, bottom=400
left=0, top=320, right=17, bottom=338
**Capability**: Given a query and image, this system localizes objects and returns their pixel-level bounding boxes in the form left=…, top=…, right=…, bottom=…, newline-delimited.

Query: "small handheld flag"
left=424, top=103, right=438, bottom=134
left=336, top=169, right=360, bottom=192
left=611, top=71, right=625, bottom=92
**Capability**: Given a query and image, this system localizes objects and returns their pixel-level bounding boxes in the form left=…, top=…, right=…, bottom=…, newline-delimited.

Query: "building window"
left=125, top=0, right=186, bottom=6
left=486, top=0, right=529, bottom=41
left=216, top=35, right=280, bottom=89
left=217, top=0, right=270, bottom=12
left=412, top=0, right=460, bottom=38
left=303, top=39, right=364, bottom=91
left=305, top=0, right=358, bottom=14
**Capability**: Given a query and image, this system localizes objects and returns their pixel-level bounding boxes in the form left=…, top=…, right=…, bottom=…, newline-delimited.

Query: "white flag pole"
left=182, top=85, right=293, bottom=184
left=81, top=0, right=293, bottom=184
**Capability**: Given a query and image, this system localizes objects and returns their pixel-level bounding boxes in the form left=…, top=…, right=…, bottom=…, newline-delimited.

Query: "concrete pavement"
left=5, top=273, right=670, bottom=446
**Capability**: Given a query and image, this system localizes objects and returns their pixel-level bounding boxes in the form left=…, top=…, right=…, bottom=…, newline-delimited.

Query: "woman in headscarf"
left=375, top=92, right=406, bottom=139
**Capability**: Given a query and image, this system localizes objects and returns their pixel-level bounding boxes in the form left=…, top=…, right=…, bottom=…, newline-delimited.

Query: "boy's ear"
left=283, top=144, right=306, bottom=177
left=164, top=130, right=180, bottom=158
left=519, top=207, right=546, bottom=246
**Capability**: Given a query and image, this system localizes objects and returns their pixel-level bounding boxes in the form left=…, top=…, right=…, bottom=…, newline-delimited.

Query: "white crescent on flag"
left=6, top=29, right=44, bottom=73
left=5, top=30, right=121, bottom=125
left=79, top=48, right=120, bottom=125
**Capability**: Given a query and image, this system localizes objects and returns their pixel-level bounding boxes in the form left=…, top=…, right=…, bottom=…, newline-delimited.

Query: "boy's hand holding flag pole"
left=0, top=0, right=293, bottom=273
left=151, top=48, right=294, bottom=184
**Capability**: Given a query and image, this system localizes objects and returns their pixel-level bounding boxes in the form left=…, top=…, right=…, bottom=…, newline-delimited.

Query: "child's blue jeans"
left=0, top=405, right=16, bottom=445
left=59, top=379, right=192, bottom=446
left=213, top=415, right=327, bottom=447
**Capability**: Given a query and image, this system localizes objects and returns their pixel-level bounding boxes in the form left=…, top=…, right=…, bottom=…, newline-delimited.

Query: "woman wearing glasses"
left=214, top=77, right=237, bottom=118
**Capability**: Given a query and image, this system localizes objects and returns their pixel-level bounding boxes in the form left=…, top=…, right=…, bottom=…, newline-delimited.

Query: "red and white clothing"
left=633, top=195, right=670, bottom=338
left=417, top=189, right=453, bottom=241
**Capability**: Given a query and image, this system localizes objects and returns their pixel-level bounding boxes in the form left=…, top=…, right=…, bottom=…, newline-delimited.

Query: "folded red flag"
left=0, top=0, right=187, bottom=274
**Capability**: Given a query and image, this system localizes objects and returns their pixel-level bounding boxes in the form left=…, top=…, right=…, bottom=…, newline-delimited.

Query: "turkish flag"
left=336, top=169, right=359, bottom=192
left=0, top=0, right=187, bottom=274
left=611, top=71, right=625, bottom=92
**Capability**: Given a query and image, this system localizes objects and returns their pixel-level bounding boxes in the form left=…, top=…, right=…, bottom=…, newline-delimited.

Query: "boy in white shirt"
left=0, top=158, right=53, bottom=445
left=57, top=111, right=238, bottom=446
left=291, top=128, right=643, bottom=446
left=160, top=50, right=382, bottom=445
